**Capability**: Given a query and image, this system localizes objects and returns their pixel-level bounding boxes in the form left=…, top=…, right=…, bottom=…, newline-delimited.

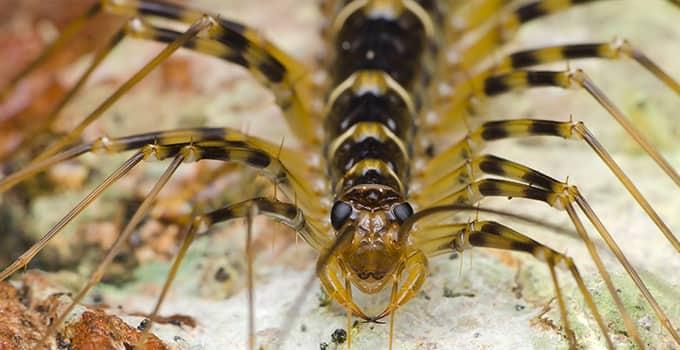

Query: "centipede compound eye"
left=330, top=201, right=353, bottom=230
left=392, top=202, right=414, bottom=223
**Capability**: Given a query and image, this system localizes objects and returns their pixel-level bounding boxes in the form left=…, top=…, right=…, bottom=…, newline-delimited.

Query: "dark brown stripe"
left=483, top=75, right=510, bottom=96
left=561, top=43, right=602, bottom=59
left=528, top=120, right=562, bottom=135
left=509, top=50, right=540, bottom=68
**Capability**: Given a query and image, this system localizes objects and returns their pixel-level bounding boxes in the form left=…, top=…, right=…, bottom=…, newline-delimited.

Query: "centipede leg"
left=433, top=172, right=679, bottom=346
left=0, top=127, right=326, bottom=220
left=0, top=3, right=104, bottom=101
left=435, top=68, right=680, bottom=189
left=1, top=138, right=329, bottom=344
left=0, top=151, right=144, bottom=281
left=446, top=0, right=607, bottom=70
left=35, top=15, right=215, bottom=161
left=419, top=118, right=680, bottom=252
left=415, top=220, right=614, bottom=349
left=135, top=197, right=314, bottom=350
left=22, top=0, right=319, bottom=163
left=440, top=39, right=680, bottom=108
left=31, top=148, right=187, bottom=350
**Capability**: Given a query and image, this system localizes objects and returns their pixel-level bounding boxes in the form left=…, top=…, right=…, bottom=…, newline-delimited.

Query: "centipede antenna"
left=345, top=275, right=354, bottom=349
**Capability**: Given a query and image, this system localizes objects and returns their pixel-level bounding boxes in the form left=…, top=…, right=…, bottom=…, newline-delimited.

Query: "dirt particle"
left=331, top=328, right=347, bottom=344
left=214, top=266, right=230, bottom=282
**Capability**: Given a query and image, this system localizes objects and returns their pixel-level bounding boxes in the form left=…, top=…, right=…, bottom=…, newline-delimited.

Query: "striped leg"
left=423, top=170, right=679, bottom=346
left=417, top=119, right=679, bottom=252
left=135, top=197, right=318, bottom=350
left=0, top=127, right=322, bottom=214
left=18, top=147, right=322, bottom=349
left=413, top=220, right=613, bottom=349
left=441, top=39, right=680, bottom=106
left=432, top=68, right=680, bottom=188
left=32, top=13, right=215, bottom=161
left=446, top=0, right=606, bottom=70
left=10, top=0, right=318, bottom=163
left=0, top=129, right=328, bottom=283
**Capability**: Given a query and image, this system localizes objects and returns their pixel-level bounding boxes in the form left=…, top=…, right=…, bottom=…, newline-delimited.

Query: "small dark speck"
left=320, top=342, right=329, bottom=350
left=425, top=144, right=435, bottom=158
left=515, top=304, right=525, bottom=311
left=616, top=289, right=622, bottom=293
left=420, top=291, right=431, bottom=300
left=173, top=336, right=185, bottom=342
left=137, top=318, right=150, bottom=331
left=352, top=320, right=358, bottom=329
left=449, top=253, right=459, bottom=260
left=331, top=328, right=347, bottom=344
left=301, top=324, right=307, bottom=332
left=214, top=266, right=230, bottom=282
left=474, top=332, right=481, bottom=338
left=91, top=293, right=103, bottom=304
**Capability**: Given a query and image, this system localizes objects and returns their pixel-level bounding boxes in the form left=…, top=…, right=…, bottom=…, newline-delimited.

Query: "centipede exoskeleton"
left=0, top=0, right=679, bottom=349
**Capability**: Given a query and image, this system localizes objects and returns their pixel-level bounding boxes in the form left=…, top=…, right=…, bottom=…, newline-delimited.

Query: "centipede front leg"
left=1, top=0, right=679, bottom=349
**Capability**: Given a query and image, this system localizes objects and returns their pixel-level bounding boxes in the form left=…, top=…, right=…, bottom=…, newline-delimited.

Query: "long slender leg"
left=0, top=3, right=104, bottom=101
left=414, top=220, right=614, bottom=349
left=417, top=118, right=680, bottom=252
left=432, top=68, right=680, bottom=189
left=0, top=127, right=324, bottom=218
left=135, top=197, right=317, bottom=350
left=245, top=203, right=256, bottom=350
left=447, top=0, right=606, bottom=70
left=441, top=39, right=680, bottom=108
left=25, top=0, right=318, bottom=163
left=33, top=15, right=214, bottom=161
left=0, top=18, right=127, bottom=162
left=0, top=135, right=329, bottom=282
left=115, top=12, right=319, bottom=144
left=29, top=144, right=322, bottom=350
left=0, top=151, right=144, bottom=281
left=429, top=174, right=679, bottom=345
left=31, top=147, right=186, bottom=350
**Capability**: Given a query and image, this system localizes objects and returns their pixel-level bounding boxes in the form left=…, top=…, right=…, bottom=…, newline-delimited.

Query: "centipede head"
left=330, top=184, right=414, bottom=294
